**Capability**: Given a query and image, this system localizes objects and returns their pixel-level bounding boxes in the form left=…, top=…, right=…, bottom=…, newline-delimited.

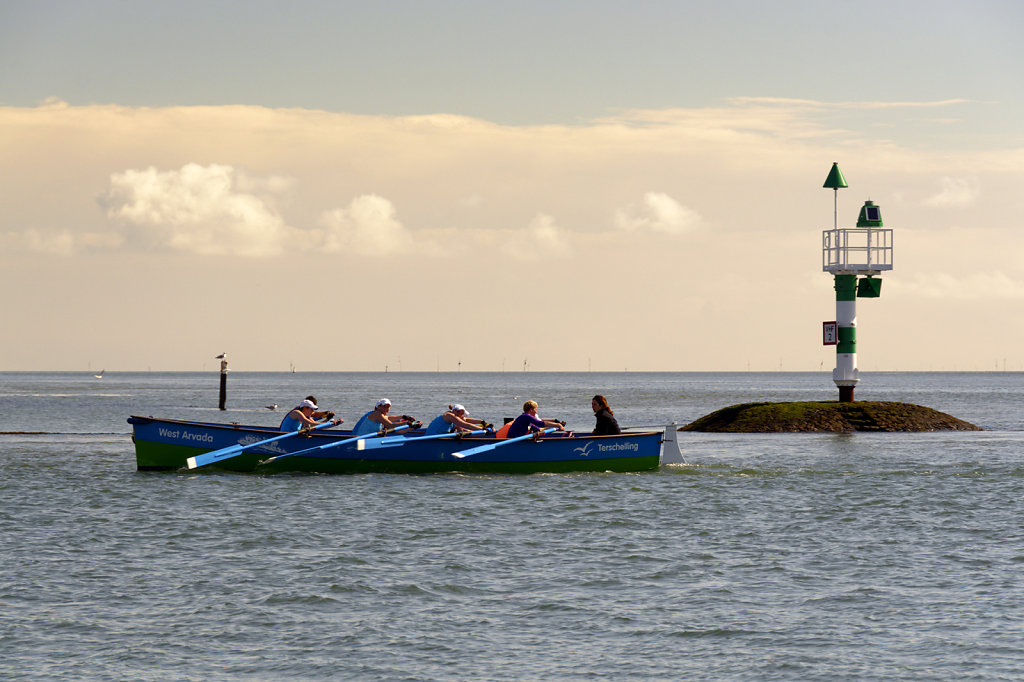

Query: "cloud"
left=3, top=99, right=1024, bottom=372
left=0, top=99, right=1018, bottom=266
left=898, top=271, right=1024, bottom=300
left=527, top=213, right=570, bottom=255
left=615, top=192, right=701, bottom=234
left=101, top=163, right=293, bottom=256
left=498, top=213, right=571, bottom=260
left=319, top=194, right=421, bottom=256
left=234, top=172, right=298, bottom=210
left=100, top=164, right=423, bottom=258
left=922, top=176, right=980, bottom=208
left=0, top=228, right=75, bottom=255
left=0, top=228, right=123, bottom=256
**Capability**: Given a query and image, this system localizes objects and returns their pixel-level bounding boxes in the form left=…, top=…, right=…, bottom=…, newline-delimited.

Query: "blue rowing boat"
left=127, top=416, right=681, bottom=474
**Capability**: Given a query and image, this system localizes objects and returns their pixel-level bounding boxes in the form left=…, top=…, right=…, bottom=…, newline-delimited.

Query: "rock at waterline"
left=682, top=401, right=981, bottom=433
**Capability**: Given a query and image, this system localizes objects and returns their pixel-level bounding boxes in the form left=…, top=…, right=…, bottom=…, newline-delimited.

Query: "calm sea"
left=2, top=371, right=1023, bottom=680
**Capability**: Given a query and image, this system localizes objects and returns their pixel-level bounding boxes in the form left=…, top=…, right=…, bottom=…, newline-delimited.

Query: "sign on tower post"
left=821, top=164, right=893, bottom=402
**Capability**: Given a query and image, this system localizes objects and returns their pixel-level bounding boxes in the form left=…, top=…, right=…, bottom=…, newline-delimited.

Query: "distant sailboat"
left=94, top=369, right=105, bottom=379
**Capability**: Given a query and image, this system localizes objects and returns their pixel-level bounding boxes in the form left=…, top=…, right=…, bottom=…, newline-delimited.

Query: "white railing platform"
left=822, top=227, right=893, bottom=274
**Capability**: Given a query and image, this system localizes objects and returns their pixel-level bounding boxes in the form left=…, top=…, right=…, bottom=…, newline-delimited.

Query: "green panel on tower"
left=857, top=277, right=882, bottom=298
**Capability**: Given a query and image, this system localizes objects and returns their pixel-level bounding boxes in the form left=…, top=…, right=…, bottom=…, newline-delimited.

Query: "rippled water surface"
left=2, top=371, right=1023, bottom=679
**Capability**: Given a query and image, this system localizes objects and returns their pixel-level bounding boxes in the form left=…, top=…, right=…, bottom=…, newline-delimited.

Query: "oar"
left=186, top=421, right=338, bottom=469
left=257, top=425, right=411, bottom=465
left=357, top=429, right=488, bottom=451
left=451, top=427, right=557, bottom=459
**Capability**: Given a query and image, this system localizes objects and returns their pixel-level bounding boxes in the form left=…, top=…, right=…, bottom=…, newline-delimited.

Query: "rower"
left=352, top=398, right=420, bottom=435
left=279, top=398, right=342, bottom=431
left=424, top=404, right=492, bottom=435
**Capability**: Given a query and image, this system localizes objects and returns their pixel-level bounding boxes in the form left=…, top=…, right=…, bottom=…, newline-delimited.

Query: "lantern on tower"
left=821, top=163, right=893, bottom=402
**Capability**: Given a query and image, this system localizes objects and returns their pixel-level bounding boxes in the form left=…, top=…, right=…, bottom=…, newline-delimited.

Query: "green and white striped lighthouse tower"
left=821, top=163, right=893, bottom=402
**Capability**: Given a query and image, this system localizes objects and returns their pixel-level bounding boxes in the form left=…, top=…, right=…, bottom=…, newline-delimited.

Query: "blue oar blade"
left=357, top=429, right=487, bottom=451
left=186, top=444, right=243, bottom=469
left=451, top=428, right=556, bottom=459
left=261, top=425, right=411, bottom=465
left=356, top=433, right=410, bottom=451
left=356, top=438, right=404, bottom=451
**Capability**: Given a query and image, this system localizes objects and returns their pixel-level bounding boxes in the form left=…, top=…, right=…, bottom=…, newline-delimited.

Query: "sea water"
left=2, top=371, right=1023, bottom=680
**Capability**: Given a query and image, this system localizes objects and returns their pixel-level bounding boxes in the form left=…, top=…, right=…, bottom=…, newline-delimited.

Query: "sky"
left=2, top=0, right=1024, bottom=372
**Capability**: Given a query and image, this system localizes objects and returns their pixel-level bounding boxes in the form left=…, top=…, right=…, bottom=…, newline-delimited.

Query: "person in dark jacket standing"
left=591, top=395, right=621, bottom=435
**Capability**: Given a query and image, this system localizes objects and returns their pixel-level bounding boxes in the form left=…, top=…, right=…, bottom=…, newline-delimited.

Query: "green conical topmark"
left=822, top=162, right=848, bottom=189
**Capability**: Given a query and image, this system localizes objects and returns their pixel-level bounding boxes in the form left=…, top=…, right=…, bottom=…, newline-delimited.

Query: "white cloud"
left=101, top=163, right=293, bottom=257
left=0, top=228, right=75, bottom=255
left=528, top=213, right=570, bottom=255
left=898, top=271, right=1024, bottom=300
left=234, top=172, right=297, bottom=210
left=0, top=228, right=123, bottom=256
left=922, top=176, right=980, bottom=208
left=499, top=214, right=571, bottom=260
left=2, top=99, right=1024, bottom=371
left=615, top=192, right=701, bottom=235
left=319, top=194, right=419, bottom=256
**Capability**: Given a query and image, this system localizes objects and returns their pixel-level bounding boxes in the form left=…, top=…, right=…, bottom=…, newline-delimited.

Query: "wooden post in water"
left=218, top=357, right=229, bottom=410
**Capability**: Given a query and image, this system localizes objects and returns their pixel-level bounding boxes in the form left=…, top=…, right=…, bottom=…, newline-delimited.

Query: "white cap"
left=376, top=398, right=391, bottom=408
left=300, top=399, right=318, bottom=410
left=451, top=404, right=467, bottom=414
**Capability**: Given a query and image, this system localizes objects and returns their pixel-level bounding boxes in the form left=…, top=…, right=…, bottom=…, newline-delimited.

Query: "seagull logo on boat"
left=573, top=442, right=595, bottom=458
